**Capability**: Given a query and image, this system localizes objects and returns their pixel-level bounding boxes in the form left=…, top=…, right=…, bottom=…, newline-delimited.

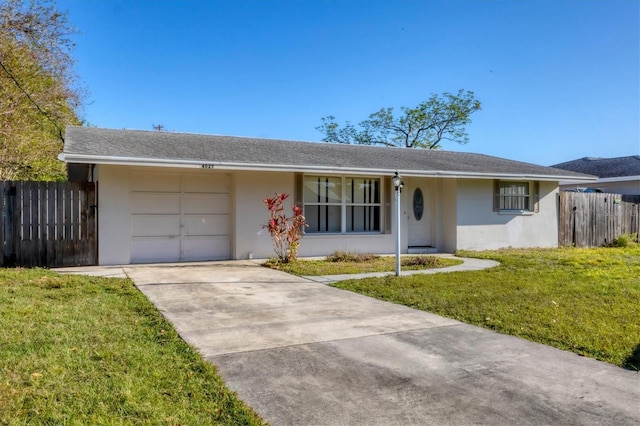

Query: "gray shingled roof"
left=551, top=156, right=640, bottom=178
left=62, top=126, right=592, bottom=180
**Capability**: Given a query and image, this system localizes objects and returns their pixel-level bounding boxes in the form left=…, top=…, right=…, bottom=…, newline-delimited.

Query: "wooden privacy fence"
left=0, top=181, right=97, bottom=267
left=559, top=192, right=640, bottom=247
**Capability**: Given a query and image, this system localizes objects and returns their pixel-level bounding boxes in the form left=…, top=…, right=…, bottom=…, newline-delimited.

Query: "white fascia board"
left=558, top=178, right=598, bottom=185
left=596, top=176, right=640, bottom=183
left=58, top=153, right=594, bottom=182
left=559, top=175, right=639, bottom=186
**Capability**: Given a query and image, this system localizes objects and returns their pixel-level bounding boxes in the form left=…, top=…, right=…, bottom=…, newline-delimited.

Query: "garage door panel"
left=182, top=236, right=230, bottom=261
left=132, top=215, right=181, bottom=237
left=130, top=172, right=231, bottom=262
left=131, top=238, right=180, bottom=263
left=182, top=215, right=229, bottom=236
left=182, top=194, right=229, bottom=215
left=131, top=194, right=181, bottom=214
left=131, top=172, right=181, bottom=192
left=183, top=174, right=230, bottom=193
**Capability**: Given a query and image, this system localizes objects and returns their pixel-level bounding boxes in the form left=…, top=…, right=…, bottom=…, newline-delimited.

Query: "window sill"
left=498, top=210, right=535, bottom=216
left=304, top=232, right=384, bottom=237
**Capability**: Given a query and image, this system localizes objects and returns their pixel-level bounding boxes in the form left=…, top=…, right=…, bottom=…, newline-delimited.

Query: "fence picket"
left=38, top=182, right=47, bottom=266
left=47, top=183, right=56, bottom=266
left=56, top=183, right=63, bottom=264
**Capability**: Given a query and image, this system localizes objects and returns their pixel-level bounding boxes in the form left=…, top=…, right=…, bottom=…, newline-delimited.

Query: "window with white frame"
left=303, top=176, right=381, bottom=233
left=494, top=180, right=540, bottom=212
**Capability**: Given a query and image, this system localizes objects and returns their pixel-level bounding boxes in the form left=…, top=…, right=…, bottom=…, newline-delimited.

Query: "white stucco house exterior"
left=60, top=126, right=592, bottom=265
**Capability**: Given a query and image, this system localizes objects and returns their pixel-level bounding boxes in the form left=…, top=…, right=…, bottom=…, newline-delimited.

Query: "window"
left=303, top=176, right=381, bottom=233
left=346, top=178, right=380, bottom=232
left=493, top=180, right=539, bottom=212
left=304, top=176, right=342, bottom=232
left=500, top=181, right=530, bottom=210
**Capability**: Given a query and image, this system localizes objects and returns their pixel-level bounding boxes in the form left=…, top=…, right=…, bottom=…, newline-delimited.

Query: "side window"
left=493, top=180, right=539, bottom=213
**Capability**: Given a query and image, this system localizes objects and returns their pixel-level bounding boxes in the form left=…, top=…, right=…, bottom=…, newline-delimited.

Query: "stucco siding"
left=592, top=180, right=640, bottom=195
left=233, top=171, right=293, bottom=259
left=456, top=179, right=558, bottom=250
left=96, top=165, right=132, bottom=265
left=299, top=234, right=396, bottom=257
left=438, top=179, right=458, bottom=252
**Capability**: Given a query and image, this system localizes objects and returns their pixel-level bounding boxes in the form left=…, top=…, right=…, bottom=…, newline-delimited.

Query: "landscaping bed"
left=263, top=252, right=463, bottom=276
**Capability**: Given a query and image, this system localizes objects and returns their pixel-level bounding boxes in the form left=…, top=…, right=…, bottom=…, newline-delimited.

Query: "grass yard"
left=0, top=268, right=266, bottom=425
left=264, top=253, right=462, bottom=275
left=332, top=247, right=640, bottom=370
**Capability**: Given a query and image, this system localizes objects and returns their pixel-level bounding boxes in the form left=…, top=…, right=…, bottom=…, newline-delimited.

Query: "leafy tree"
left=317, top=90, right=481, bottom=149
left=0, top=0, right=83, bottom=181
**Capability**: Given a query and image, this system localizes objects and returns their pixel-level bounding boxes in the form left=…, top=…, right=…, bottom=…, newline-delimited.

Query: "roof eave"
left=59, top=153, right=594, bottom=182
left=595, top=175, right=640, bottom=183
left=559, top=175, right=640, bottom=185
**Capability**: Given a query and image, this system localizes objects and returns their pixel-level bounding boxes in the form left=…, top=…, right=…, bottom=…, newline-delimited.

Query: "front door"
left=407, top=183, right=431, bottom=247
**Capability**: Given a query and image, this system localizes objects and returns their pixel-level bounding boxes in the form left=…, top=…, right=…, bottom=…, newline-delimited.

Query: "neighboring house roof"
left=551, top=156, right=640, bottom=178
left=61, top=126, right=593, bottom=181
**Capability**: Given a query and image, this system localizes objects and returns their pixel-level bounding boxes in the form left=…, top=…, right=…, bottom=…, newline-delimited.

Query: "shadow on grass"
left=623, top=343, right=640, bottom=371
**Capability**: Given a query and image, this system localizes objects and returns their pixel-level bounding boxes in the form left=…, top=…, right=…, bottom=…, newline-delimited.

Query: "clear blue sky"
left=58, top=0, right=639, bottom=166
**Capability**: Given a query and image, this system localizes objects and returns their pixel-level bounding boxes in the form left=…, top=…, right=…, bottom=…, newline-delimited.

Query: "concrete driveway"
left=65, top=261, right=639, bottom=425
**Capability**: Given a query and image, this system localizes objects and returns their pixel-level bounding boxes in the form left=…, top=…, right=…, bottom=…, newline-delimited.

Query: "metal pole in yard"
left=392, top=172, right=403, bottom=277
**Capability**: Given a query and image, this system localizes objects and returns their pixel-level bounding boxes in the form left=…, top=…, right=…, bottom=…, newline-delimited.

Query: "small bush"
left=402, top=256, right=440, bottom=268
left=326, top=251, right=380, bottom=263
left=263, top=257, right=297, bottom=269
left=608, top=233, right=639, bottom=248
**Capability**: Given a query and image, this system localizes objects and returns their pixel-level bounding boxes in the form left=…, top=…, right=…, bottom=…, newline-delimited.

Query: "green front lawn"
left=0, top=269, right=266, bottom=425
left=264, top=253, right=462, bottom=275
left=332, top=247, right=640, bottom=369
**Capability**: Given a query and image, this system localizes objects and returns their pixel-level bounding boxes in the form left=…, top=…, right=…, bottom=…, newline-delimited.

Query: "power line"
left=0, top=59, right=65, bottom=142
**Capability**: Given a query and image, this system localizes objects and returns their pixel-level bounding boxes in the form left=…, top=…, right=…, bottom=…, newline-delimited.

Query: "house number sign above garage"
left=413, top=188, right=424, bottom=221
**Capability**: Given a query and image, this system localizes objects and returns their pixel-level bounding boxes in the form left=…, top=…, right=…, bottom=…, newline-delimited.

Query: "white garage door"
left=130, top=172, right=231, bottom=263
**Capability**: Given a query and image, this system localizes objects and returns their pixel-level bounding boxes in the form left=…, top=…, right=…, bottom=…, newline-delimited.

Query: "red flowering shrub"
left=263, top=193, right=306, bottom=262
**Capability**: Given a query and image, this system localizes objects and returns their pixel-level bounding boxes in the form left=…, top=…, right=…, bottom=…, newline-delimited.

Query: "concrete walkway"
left=303, top=254, right=499, bottom=284
left=56, top=260, right=640, bottom=426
